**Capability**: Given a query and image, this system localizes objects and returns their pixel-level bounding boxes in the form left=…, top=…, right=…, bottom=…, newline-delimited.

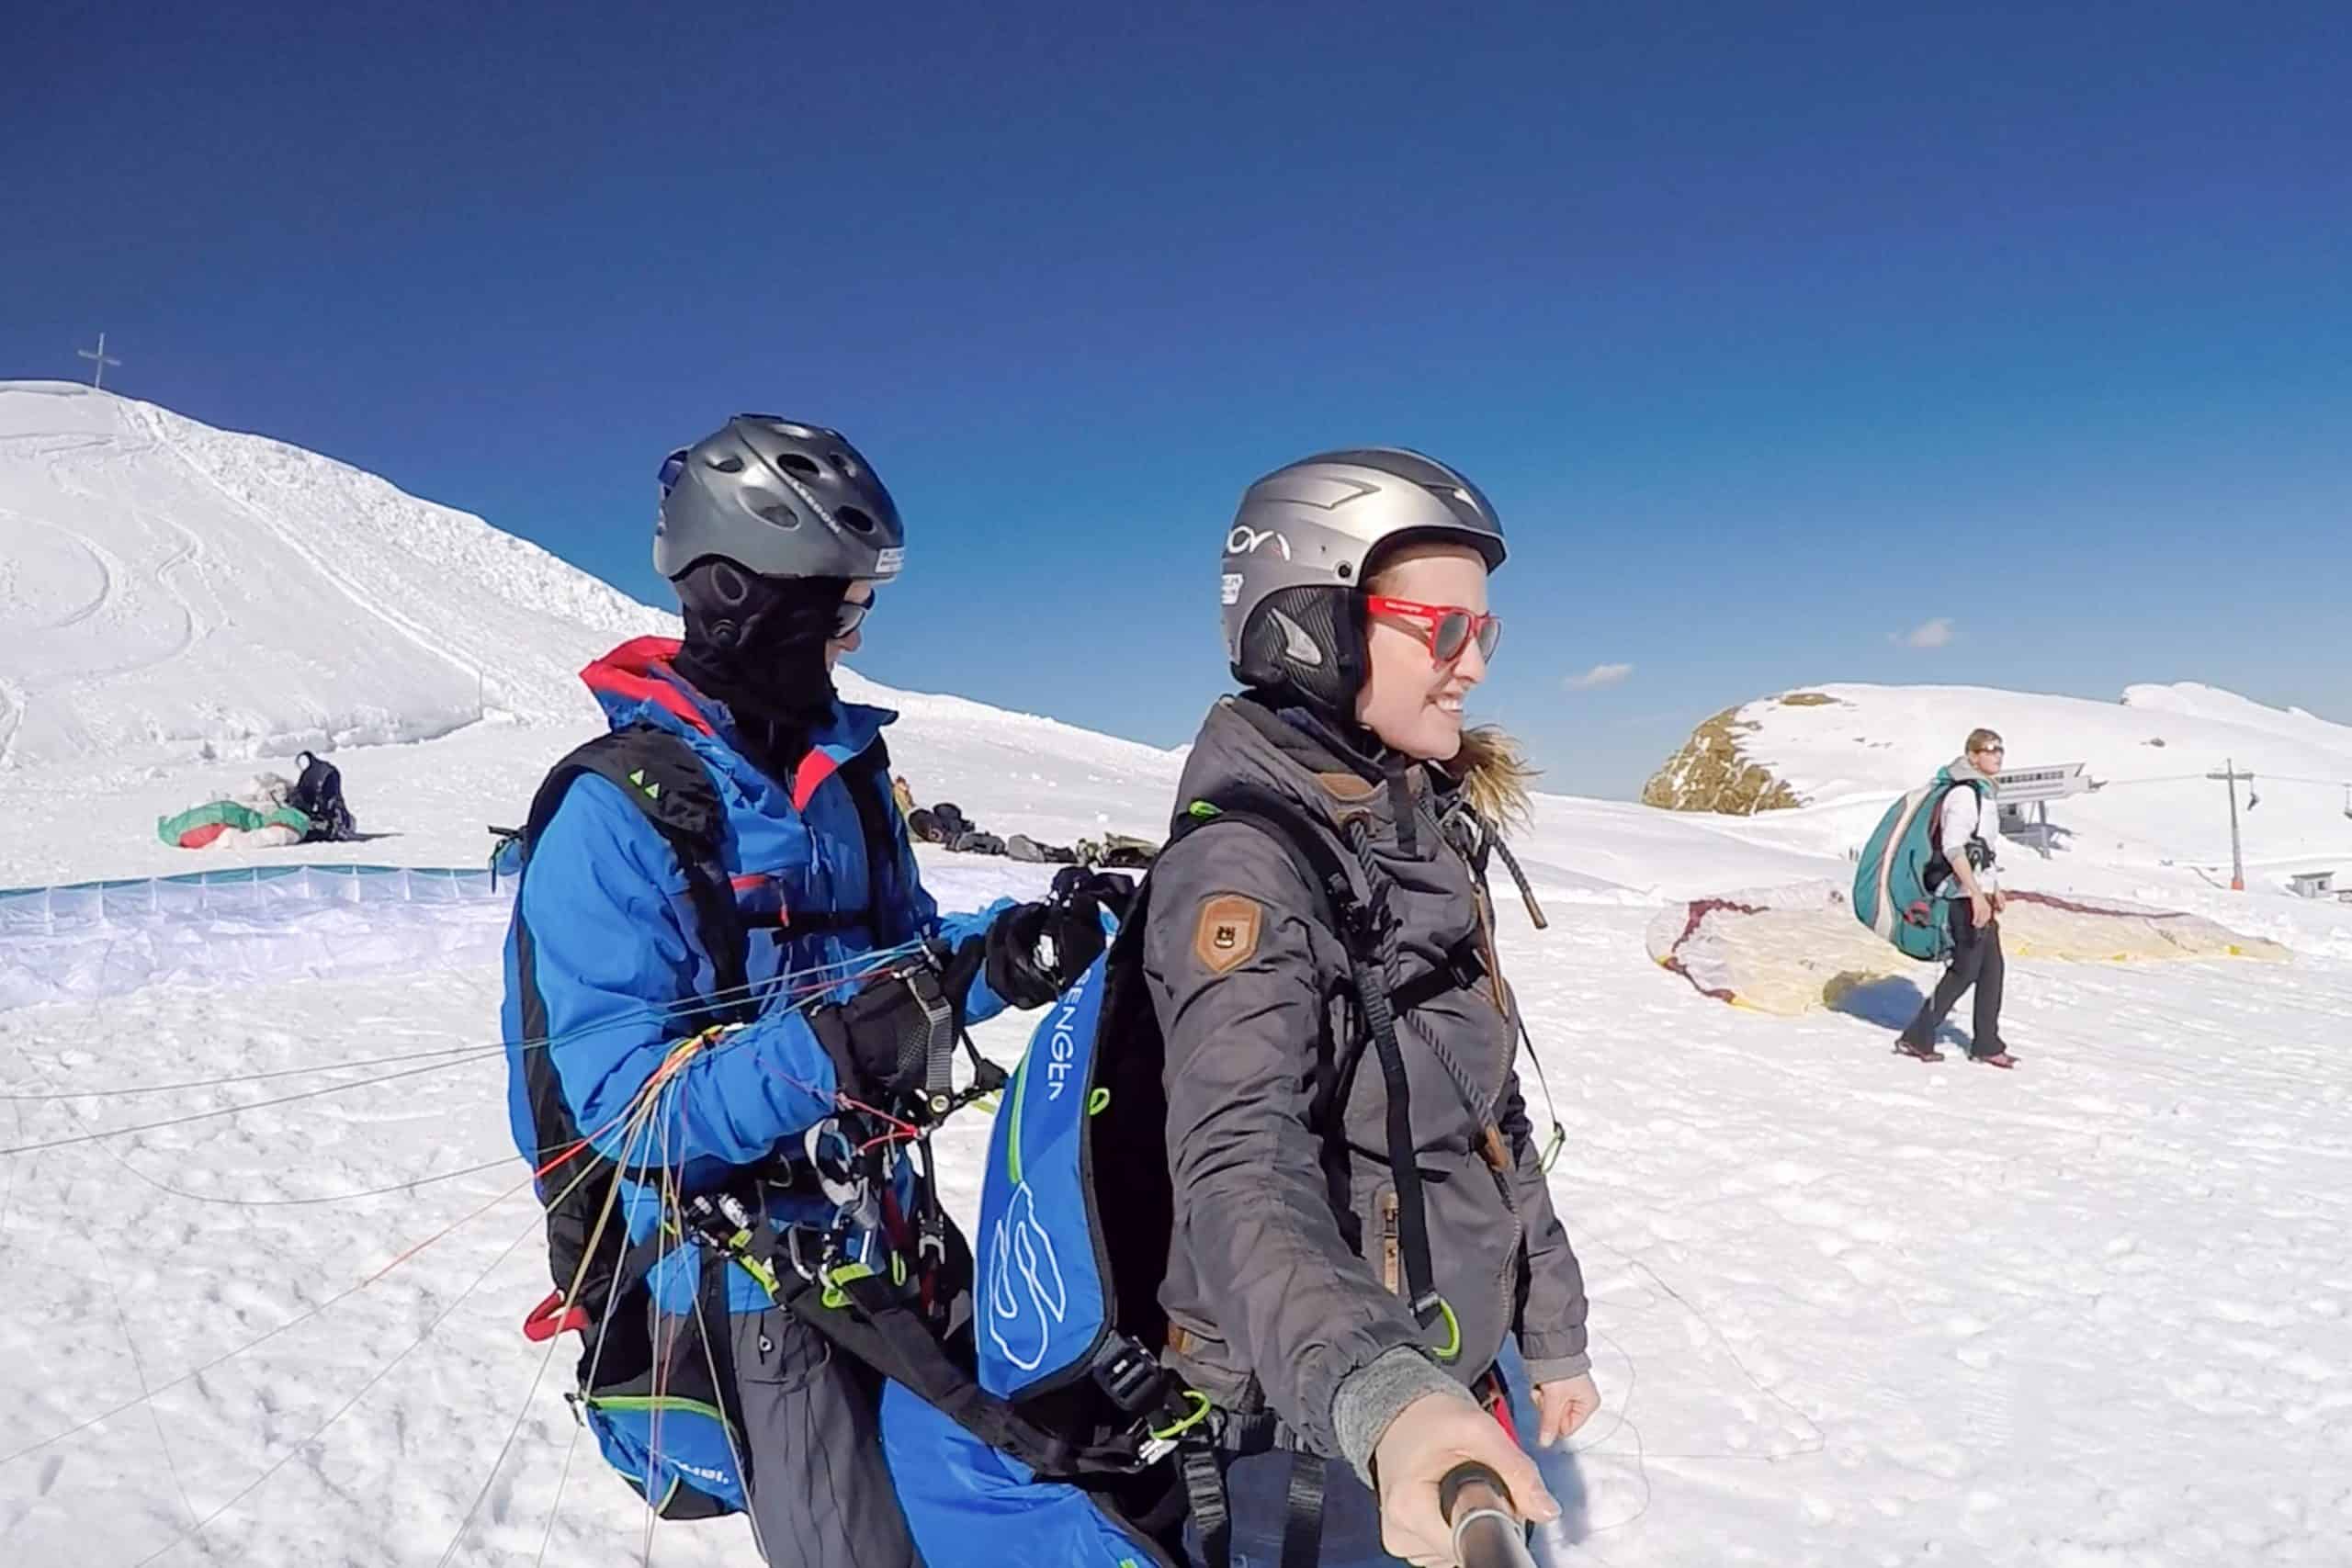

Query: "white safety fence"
left=0, top=864, right=514, bottom=1010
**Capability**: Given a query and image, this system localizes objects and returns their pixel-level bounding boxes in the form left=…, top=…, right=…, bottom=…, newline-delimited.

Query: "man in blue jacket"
left=502, top=415, right=1108, bottom=1565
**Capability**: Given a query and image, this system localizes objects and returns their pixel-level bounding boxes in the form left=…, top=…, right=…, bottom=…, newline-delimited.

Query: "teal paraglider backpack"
left=1852, top=769, right=1987, bottom=962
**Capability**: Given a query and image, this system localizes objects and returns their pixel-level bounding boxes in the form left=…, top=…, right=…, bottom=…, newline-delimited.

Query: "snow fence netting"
left=1648, top=881, right=2290, bottom=1014
left=0, top=864, right=512, bottom=1009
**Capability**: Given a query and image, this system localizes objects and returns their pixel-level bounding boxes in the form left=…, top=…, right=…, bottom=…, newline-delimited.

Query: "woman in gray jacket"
left=1146, top=449, right=1598, bottom=1567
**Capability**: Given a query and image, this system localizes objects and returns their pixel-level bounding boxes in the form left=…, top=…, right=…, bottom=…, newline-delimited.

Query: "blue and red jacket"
left=500, top=637, right=1011, bottom=1313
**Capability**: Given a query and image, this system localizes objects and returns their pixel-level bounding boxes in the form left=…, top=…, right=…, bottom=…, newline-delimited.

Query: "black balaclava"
left=668, top=558, right=850, bottom=775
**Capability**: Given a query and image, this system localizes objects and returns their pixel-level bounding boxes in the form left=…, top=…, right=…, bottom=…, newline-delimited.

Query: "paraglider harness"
left=503, top=724, right=1159, bottom=1517
left=920, top=783, right=1561, bottom=1568
left=503, top=723, right=976, bottom=1515
left=505, top=725, right=1553, bottom=1559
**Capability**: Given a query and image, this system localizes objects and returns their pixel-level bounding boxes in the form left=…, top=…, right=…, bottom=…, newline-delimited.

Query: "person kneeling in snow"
left=500, top=416, right=1111, bottom=1566
left=288, top=750, right=357, bottom=841
left=1895, top=727, right=2018, bottom=1068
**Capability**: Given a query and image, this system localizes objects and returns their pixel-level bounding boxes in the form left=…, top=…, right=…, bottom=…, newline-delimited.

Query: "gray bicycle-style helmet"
left=654, top=414, right=905, bottom=583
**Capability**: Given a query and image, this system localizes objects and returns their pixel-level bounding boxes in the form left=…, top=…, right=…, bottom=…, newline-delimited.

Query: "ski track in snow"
left=144, top=401, right=488, bottom=703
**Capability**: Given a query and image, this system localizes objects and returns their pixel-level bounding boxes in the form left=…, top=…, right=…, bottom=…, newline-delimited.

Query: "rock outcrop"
left=1640, top=694, right=1837, bottom=814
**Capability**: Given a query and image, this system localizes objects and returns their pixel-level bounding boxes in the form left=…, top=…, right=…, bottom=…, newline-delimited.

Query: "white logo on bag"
left=1226, top=525, right=1291, bottom=560
left=987, top=1183, right=1069, bottom=1373
left=1044, top=995, right=1082, bottom=1100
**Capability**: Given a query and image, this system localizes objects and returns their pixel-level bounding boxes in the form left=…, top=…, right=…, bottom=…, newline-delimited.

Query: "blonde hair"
left=1966, top=728, right=2005, bottom=755
left=1448, top=725, right=1539, bottom=829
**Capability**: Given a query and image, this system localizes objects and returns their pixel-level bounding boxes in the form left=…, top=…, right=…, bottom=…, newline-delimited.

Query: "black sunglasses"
left=834, top=591, right=876, bottom=639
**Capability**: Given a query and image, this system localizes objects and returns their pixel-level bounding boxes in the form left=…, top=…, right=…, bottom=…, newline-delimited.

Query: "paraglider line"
left=530, top=1422, right=587, bottom=1568
left=121, top=1211, right=541, bottom=1568
left=0, top=1075, right=652, bottom=1471
left=102, top=1152, right=516, bottom=1210
left=432, top=1097, right=667, bottom=1568
left=101, top=1263, right=201, bottom=1538
left=0, top=943, right=924, bottom=1107
left=0, top=1057, right=486, bottom=1157
left=0, top=953, right=903, bottom=1160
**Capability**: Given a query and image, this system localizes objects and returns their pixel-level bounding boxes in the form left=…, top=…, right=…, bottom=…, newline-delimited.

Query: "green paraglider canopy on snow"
left=157, top=800, right=315, bottom=850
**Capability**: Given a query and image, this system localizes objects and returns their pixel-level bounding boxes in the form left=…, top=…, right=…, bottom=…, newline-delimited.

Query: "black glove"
left=810, top=962, right=957, bottom=1103
left=962, top=869, right=1135, bottom=1011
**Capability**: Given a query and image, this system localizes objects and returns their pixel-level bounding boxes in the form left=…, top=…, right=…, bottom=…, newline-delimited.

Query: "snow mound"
left=1649, top=882, right=2290, bottom=1015
left=0, top=380, right=673, bottom=771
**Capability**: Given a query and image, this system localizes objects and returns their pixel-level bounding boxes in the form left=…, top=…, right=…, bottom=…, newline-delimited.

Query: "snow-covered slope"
left=0, top=383, right=1183, bottom=885
left=3, top=394, right=2348, bottom=1565
left=0, top=380, right=673, bottom=771
left=1646, top=682, right=2352, bottom=885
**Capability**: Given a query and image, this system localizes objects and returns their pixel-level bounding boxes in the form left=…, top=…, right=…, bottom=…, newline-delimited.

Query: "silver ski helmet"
left=1222, top=447, right=1507, bottom=710
left=653, top=414, right=905, bottom=584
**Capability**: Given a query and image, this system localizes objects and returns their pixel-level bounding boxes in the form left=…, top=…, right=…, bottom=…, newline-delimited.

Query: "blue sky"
left=6, top=3, right=2346, bottom=797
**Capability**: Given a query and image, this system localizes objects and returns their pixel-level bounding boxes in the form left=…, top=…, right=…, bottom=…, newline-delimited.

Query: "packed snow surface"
left=3, top=393, right=2348, bottom=1565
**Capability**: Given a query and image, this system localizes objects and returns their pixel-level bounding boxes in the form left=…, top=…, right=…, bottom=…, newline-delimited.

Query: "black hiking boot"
left=1894, top=1037, right=1944, bottom=1063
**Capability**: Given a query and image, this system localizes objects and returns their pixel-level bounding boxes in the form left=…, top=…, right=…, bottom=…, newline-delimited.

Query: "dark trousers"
left=1184, top=1450, right=1399, bottom=1568
left=1901, top=897, right=2007, bottom=1057
left=733, top=1307, right=922, bottom=1567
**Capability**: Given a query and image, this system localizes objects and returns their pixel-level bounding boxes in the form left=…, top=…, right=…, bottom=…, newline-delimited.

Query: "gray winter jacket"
left=1143, top=696, right=1590, bottom=1483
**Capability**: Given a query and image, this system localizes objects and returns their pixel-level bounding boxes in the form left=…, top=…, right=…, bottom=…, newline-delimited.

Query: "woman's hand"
left=1532, top=1372, right=1601, bottom=1448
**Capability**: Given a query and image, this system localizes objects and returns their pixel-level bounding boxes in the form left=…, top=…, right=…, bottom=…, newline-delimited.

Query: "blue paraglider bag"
left=579, top=1378, right=746, bottom=1517
left=571, top=1280, right=748, bottom=1518
left=885, top=909, right=1198, bottom=1568
left=976, top=946, right=1116, bottom=1400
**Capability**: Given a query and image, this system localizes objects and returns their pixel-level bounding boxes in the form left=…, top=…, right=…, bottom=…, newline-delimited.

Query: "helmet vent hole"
left=829, top=452, right=858, bottom=477
left=754, top=502, right=800, bottom=528
left=776, top=452, right=823, bottom=480
left=836, top=505, right=876, bottom=535
left=708, top=454, right=745, bottom=474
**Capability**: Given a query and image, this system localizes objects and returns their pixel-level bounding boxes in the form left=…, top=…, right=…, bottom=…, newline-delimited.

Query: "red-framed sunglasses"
left=1364, top=594, right=1503, bottom=664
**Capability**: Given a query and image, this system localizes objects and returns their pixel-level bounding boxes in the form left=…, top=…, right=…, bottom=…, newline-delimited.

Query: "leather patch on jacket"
left=1194, top=894, right=1264, bottom=974
left=1315, top=770, right=1377, bottom=803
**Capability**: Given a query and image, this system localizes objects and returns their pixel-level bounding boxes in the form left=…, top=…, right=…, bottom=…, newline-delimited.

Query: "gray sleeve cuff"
left=1519, top=1352, right=1592, bottom=1388
left=1329, top=1347, right=1480, bottom=1486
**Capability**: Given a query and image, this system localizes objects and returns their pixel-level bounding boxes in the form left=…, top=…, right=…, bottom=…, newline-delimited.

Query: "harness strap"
left=1388, top=933, right=1487, bottom=1014
left=1182, top=1444, right=1234, bottom=1568
left=1281, top=1451, right=1328, bottom=1568
left=775, top=1266, right=1146, bottom=1480
left=1343, top=923, right=1443, bottom=1332
left=521, top=724, right=755, bottom=1022
left=740, top=908, right=876, bottom=934
left=1168, top=791, right=1443, bottom=1334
